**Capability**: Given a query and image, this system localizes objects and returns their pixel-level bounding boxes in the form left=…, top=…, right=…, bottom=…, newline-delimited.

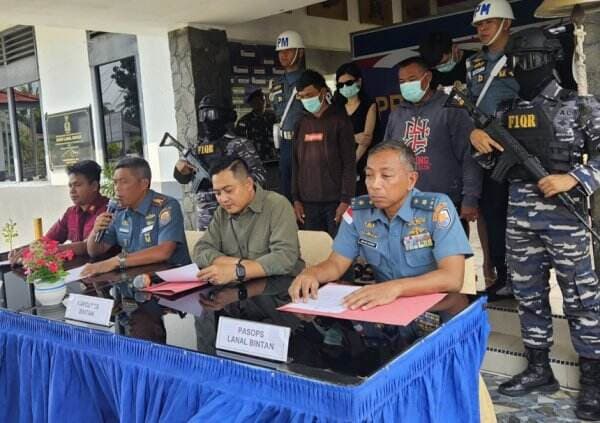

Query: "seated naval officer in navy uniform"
left=82, top=157, right=191, bottom=276
left=289, top=141, right=472, bottom=314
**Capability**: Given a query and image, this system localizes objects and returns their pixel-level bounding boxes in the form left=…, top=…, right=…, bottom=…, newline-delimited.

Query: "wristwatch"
left=235, top=259, right=246, bottom=282
left=118, top=251, right=127, bottom=271
left=237, top=284, right=248, bottom=301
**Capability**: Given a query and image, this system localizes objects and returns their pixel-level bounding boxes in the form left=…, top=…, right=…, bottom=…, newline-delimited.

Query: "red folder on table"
left=278, top=284, right=446, bottom=326
left=141, top=280, right=207, bottom=296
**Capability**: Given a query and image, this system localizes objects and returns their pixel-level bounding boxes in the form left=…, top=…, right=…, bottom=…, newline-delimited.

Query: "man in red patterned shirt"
left=45, top=160, right=109, bottom=255
left=11, top=161, right=108, bottom=263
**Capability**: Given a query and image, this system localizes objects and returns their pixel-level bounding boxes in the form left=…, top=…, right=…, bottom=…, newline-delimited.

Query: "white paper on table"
left=287, top=284, right=361, bottom=313
left=158, top=293, right=204, bottom=317
left=64, top=265, right=86, bottom=283
left=0, top=260, right=10, bottom=266
left=155, top=263, right=200, bottom=282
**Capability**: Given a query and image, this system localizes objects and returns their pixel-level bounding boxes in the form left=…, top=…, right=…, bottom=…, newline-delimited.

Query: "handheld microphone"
left=95, top=198, right=119, bottom=243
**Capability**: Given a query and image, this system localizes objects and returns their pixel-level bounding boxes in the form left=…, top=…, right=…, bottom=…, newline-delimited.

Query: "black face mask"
left=514, top=63, right=554, bottom=101
left=201, top=119, right=227, bottom=140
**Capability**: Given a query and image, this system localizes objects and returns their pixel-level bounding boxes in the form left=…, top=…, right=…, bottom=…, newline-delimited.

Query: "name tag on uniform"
left=304, top=133, right=323, bottom=142
left=358, top=238, right=377, bottom=248
left=403, top=232, right=433, bottom=251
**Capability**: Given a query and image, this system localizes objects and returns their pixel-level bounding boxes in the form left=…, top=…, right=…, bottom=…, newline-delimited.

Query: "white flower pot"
left=34, top=278, right=67, bottom=306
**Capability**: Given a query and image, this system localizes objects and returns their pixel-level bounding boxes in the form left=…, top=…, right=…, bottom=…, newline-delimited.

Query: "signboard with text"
left=46, top=108, right=94, bottom=169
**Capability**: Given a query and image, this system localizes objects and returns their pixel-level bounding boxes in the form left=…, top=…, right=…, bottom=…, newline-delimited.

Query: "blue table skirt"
left=0, top=297, right=489, bottom=422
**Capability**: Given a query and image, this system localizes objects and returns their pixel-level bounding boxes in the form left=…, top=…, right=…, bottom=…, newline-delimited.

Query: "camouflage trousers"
left=195, top=191, right=218, bottom=231
left=506, top=183, right=600, bottom=359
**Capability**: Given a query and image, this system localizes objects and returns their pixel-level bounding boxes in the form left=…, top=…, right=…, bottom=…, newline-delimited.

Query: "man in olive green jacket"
left=194, top=157, right=304, bottom=284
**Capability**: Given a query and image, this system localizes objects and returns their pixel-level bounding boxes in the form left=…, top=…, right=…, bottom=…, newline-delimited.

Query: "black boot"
left=576, top=357, right=600, bottom=421
left=498, top=347, right=559, bottom=397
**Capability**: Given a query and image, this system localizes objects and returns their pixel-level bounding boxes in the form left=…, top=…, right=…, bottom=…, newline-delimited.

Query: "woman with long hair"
left=334, top=62, right=381, bottom=196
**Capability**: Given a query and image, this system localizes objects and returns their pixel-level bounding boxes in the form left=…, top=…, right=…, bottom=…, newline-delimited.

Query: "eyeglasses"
left=336, top=80, right=356, bottom=89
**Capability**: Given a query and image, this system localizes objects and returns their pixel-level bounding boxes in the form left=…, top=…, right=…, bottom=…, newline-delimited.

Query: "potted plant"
left=1, top=219, right=18, bottom=254
left=22, top=238, right=74, bottom=306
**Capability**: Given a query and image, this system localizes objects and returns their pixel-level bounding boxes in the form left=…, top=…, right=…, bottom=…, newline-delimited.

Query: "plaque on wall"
left=46, top=108, right=94, bottom=169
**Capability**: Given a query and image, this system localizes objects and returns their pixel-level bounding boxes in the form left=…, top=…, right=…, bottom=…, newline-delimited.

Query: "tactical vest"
left=504, top=101, right=581, bottom=181
left=195, top=136, right=227, bottom=190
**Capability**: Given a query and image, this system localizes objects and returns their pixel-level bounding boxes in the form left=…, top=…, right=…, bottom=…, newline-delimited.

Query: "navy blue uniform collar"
left=131, top=190, right=155, bottom=216
left=371, top=189, right=417, bottom=224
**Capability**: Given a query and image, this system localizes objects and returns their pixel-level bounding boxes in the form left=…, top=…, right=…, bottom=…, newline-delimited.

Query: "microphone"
left=95, top=198, right=119, bottom=243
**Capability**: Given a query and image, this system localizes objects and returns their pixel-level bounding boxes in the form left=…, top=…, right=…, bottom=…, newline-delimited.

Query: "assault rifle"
left=159, top=132, right=210, bottom=193
left=445, top=84, right=600, bottom=242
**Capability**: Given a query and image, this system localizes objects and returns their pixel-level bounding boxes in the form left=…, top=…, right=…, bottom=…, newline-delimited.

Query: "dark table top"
left=1, top=257, right=430, bottom=386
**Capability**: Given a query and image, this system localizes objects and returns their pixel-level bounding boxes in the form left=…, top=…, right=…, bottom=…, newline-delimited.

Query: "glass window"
left=96, top=56, right=143, bottom=162
left=0, top=90, right=15, bottom=182
left=14, top=81, right=46, bottom=181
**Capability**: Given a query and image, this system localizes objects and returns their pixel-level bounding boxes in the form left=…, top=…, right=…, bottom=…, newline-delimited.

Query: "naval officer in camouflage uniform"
left=194, top=156, right=304, bottom=285
left=471, top=27, right=600, bottom=420
left=174, top=95, right=266, bottom=230
left=289, top=142, right=471, bottom=316
left=235, top=87, right=278, bottom=162
left=83, top=157, right=191, bottom=276
left=270, top=30, right=306, bottom=201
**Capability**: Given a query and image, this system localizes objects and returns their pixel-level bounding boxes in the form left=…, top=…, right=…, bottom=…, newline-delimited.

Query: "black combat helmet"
left=506, top=27, right=563, bottom=100
left=505, top=27, right=563, bottom=70
left=197, top=94, right=236, bottom=124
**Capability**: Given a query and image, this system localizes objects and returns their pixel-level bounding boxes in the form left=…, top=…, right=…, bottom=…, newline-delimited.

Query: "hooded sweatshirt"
left=384, top=90, right=482, bottom=207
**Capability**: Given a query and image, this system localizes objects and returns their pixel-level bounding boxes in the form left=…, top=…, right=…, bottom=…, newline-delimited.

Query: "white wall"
left=35, top=26, right=98, bottom=186
left=136, top=33, right=181, bottom=197
left=221, top=2, right=378, bottom=52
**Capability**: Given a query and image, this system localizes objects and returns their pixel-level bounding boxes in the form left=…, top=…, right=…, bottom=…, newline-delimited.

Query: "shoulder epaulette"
left=411, top=194, right=437, bottom=211
left=152, top=195, right=167, bottom=208
left=351, top=195, right=374, bottom=210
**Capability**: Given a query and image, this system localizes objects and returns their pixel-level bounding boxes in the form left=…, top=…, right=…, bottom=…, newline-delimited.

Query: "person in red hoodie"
left=292, top=69, right=356, bottom=238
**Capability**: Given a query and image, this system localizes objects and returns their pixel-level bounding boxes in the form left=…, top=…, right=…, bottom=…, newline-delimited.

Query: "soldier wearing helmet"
left=270, top=30, right=306, bottom=201
left=467, top=0, right=519, bottom=296
left=470, top=27, right=600, bottom=420
left=173, top=95, right=266, bottom=230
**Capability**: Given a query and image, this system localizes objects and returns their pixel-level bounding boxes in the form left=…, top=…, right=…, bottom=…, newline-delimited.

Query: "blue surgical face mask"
left=399, top=76, right=427, bottom=103
left=339, top=83, right=360, bottom=99
left=301, top=95, right=323, bottom=114
left=436, top=58, right=457, bottom=73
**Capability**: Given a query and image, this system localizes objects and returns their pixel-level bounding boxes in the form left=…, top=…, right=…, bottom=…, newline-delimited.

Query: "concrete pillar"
left=168, top=27, right=232, bottom=229
left=584, top=13, right=600, bottom=268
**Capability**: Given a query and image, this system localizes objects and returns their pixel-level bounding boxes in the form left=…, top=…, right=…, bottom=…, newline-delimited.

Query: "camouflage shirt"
left=474, top=80, right=600, bottom=195
left=174, top=132, right=267, bottom=191
left=235, top=110, right=278, bottom=162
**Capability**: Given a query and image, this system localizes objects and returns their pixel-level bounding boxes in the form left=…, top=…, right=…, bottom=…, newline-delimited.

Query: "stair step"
left=486, top=300, right=577, bottom=356
left=483, top=331, right=580, bottom=389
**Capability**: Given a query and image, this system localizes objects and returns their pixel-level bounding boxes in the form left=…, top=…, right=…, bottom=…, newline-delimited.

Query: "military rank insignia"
left=152, top=196, right=166, bottom=207
left=403, top=232, right=433, bottom=251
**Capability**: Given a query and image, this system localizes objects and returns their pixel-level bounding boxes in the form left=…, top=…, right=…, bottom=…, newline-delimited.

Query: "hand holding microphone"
left=94, top=199, right=119, bottom=243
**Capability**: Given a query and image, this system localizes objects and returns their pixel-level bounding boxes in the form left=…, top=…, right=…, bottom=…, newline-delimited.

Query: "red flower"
left=47, top=262, right=59, bottom=273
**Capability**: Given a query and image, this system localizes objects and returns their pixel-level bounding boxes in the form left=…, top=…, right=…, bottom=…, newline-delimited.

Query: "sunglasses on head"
left=336, top=80, right=356, bottom=89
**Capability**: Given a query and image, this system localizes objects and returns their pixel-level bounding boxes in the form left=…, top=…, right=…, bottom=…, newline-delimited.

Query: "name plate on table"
left=64, top=294, right=114, bottom=326
left=216, top=317, right=290, bottom=362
